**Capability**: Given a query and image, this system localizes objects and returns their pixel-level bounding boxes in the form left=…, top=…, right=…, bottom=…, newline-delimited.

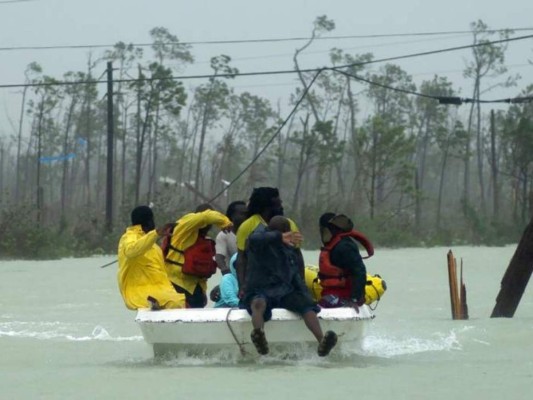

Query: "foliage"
left=0, top=19, right=530, bottom=260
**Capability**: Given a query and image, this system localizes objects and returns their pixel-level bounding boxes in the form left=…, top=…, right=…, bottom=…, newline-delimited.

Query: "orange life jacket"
left=165, top=235, right=217, bottom=279
left=318, top=230, right=374, bottom=288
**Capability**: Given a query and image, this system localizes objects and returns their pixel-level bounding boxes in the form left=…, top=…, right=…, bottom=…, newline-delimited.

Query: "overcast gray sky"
left=1, top=0, right=532, bottom=137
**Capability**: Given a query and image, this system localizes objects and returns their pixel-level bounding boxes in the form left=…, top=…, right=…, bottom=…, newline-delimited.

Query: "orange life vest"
left=165, top=235, right=217, bottom=279
left=318, top=230, right=374, bottom=288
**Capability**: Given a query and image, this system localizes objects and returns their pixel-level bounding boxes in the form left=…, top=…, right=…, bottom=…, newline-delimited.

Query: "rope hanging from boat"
left=225, top=308, right=248, bottom=356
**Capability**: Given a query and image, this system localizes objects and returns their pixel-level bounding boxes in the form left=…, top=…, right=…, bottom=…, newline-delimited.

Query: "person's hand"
left=292, top=231, right=303, bottom=246
left=238, top=288, right=245, bottom=299
left=222, top=223, right=233, bottom=233
left=156, top=223, right=175, bottom=237
left=282, top=231, right=303, bottom=247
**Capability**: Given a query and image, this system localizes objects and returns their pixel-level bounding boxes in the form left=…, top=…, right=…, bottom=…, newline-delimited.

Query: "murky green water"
left=1, top=246, right=532, bottom=399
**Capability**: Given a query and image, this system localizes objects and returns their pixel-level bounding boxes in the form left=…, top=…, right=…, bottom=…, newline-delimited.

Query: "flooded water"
left=1, top=246, right=532, bottom=399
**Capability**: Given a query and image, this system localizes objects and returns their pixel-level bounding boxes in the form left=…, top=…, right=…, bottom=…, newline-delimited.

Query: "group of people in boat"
left=117, top=186, right=373, bottom=357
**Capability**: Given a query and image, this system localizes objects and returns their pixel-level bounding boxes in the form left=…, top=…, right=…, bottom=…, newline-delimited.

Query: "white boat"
left=135, top=306, right=374, bottom=357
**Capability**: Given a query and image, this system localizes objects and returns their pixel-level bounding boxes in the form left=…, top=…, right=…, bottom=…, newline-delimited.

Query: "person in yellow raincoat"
left=165, top=204, right=232, bottom=308
left=117, top=206, right=186, bottom=310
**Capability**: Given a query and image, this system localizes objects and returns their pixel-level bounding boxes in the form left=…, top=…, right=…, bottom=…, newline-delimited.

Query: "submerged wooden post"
left=491, top=218, right=533, bottom=318
left=447, top=250, right=460, bottom=319
left=447, top=250, right=469, bottom=320
left=460, top=259, right=469, bottom=319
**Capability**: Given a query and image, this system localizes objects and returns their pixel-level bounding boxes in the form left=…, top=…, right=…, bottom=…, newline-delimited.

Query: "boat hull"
left=135, top=306, right=374, bottom=357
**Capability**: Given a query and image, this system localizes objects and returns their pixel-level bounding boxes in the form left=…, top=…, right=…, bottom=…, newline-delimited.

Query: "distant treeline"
left=0, top=18, right=531, bottom=259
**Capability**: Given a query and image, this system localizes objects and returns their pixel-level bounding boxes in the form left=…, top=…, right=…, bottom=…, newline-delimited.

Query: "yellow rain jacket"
left=165, top=210, right=232, bottom=294
left=117, top=225, right=185, bottom=310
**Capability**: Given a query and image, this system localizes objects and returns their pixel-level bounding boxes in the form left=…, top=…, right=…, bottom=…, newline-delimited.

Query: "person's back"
left=118, top=206, right=185, bottom=310
left=164, top=206, right=232, bottom=308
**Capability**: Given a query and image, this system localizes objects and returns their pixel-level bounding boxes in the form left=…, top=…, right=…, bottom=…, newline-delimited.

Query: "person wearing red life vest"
left=164, top=204, right=232, bottom=308
left=318, top=212, right=374, bottom=309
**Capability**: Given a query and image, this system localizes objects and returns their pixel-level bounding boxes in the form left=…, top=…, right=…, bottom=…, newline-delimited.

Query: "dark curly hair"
left=247, top=187, right=279, bottom=216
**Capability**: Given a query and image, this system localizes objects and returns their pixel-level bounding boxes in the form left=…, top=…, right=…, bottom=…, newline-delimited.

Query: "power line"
left=334, top=69, right=533, bottom=105
left=0, top=32, right=532, bottom=92
left=209, top=60, right=532, bottom=201
left=1, top=27, right=532, bottom=52
left=208, top=68, right=325, bottom=202
left=335, top=33, right=533, bottom=71
left=0, top=0, right=35, bottom=3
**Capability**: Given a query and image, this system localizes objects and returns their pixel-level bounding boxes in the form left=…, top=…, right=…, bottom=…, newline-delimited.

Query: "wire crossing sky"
left=1, top=27, right=532, bottom=52
left=1, top=0, right=532, bottom=126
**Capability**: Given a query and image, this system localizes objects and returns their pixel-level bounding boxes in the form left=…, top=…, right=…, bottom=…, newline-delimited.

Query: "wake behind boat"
left=136, top=306, right=374, bottom=357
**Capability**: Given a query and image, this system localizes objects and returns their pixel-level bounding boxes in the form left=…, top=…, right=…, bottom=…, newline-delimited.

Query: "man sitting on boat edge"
left=117, top=205, right=186, bottom=310
left=235, top=187, right=304, bottom=298
left=244, top=216, right=338, bottom=357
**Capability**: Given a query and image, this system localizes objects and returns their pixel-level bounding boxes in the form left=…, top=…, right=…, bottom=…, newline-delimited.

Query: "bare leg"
left=251, top=298, right=267, bottom=331
left=250, top=298, right=269, bottom=355
left=302, top=310, right=324, bottom=342
left=302, top=310, right=338, bottom=357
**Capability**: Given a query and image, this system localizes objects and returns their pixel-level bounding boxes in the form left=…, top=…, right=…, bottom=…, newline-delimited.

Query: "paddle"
left=99, top=259, right=118, bottom=269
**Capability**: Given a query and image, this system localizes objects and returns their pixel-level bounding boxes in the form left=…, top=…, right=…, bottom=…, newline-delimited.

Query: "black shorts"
left=172, top=283, right=207, bottom=308
left=245, top=290, right=320, bottom=321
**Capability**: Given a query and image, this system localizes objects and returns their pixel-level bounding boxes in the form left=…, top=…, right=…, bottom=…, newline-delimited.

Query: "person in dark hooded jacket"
left=244, top=216, right=337, bottom=357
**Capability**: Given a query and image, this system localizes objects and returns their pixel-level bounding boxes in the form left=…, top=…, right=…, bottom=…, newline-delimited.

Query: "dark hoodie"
left=244, top=225, right=308, bottom=302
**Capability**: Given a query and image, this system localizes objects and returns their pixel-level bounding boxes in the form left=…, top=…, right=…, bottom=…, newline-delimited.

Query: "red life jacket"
left=165, top=235, right=217, bottom=279
left=318, top=230, right=374, bottom=289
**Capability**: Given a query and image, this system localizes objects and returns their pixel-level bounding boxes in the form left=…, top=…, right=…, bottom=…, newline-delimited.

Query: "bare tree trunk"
left=36, top=100, right=45, bottom=226
left=464, top=80, right=478, bottom=215
left=60, top=98, right=77, bottom=228
left=475, top=85, right=486, bottom=215
left=291, top=115, right=311, bottom=213
left=415, top=113, right=429, bottom=230
left=135, top=68, right=154, bottom=205
left=121, top=104, right=128, bottom=207
left=148, top=99, right=162, bottom=201
left=436, top=141, right=451, bottom=231
left=135, top=69, right=142, bottom=205
left=194, top=81, right=215, bottom=203
left=521, top=170, right=528, bottom=223
left=15, top=87, right=28, bottom=201
left=369, top=123, right=378, bottom=220
left=0, top=143, right=4, bottom=204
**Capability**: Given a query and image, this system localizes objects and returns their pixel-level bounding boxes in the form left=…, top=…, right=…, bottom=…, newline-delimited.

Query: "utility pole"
left=491, top=217, right=533, bottom=318
left=105, top=61, right=114, bottom=233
